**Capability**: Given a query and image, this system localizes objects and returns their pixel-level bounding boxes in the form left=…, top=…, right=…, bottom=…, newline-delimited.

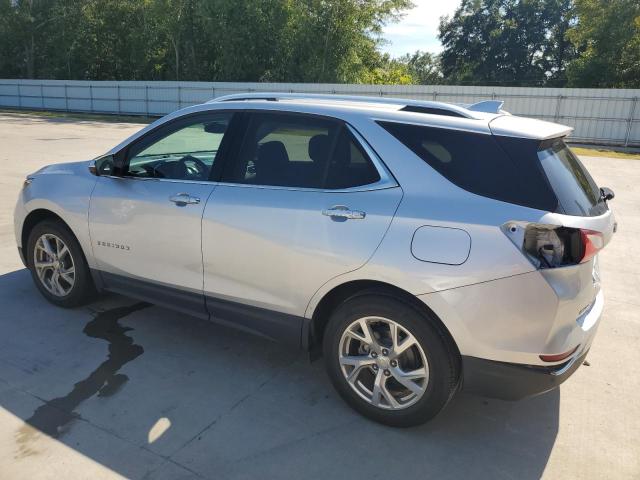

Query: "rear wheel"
left=26, top=220, right=96, bottom=307
left=323, top=293, right=459, bottom=427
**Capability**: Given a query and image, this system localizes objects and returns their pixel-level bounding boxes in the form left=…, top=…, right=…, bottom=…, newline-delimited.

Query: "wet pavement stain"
left=14, top=302, right=150, bottom=457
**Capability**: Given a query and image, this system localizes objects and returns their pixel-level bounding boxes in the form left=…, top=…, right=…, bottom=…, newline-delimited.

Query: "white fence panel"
left=0, top=79, right=638, bottom=146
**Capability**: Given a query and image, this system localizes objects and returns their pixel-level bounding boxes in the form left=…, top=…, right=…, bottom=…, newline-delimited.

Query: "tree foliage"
left=566, top=0, right=640, bottom=87
left=1, top=0, right=638, bottom=88
left=398, top=51, right=442, bottom=85
left=0, top=0, right=412, bottom=83
left=438, top=0, right=576, bottom=86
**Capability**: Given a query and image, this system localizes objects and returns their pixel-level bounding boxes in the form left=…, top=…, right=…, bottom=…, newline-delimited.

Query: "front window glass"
left=127, top=114, right=232, bottom=180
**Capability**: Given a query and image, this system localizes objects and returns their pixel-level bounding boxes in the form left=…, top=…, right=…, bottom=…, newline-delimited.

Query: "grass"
left=0, top=108, right=155, bottom=124
left=571, top=146, right=640, bottom=160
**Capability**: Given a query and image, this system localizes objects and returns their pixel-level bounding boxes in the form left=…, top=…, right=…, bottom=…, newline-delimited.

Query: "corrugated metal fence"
left=1, top=79, right=638, bottom=146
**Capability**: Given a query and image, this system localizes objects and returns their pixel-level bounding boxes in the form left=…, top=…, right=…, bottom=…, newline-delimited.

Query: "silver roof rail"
left=208, top=92, right=503, bottom=119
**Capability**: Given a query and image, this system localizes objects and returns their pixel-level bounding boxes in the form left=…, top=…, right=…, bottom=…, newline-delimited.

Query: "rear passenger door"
left=201, top=111, right=402, bottom=343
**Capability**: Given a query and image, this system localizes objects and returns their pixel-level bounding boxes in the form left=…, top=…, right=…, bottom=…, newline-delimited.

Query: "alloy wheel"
left=338, top=316, right=429, bottom=410
left=33, top=233, right=75, bottom=297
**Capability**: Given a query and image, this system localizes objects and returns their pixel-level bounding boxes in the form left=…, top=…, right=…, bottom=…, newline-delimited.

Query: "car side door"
left=89, top=111, right=237, bottom=317
left=201, top=110, right=403, bottom=344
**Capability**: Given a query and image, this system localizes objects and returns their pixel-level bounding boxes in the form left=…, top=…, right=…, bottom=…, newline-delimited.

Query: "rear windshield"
left=536, top=139, right=607, bottom=216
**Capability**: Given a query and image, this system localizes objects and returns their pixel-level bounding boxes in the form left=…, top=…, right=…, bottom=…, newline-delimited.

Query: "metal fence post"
left=89, top=84, right=94, bottom=113
left=117, top=85, right=121, bottom=114
left=211, top=85, right=215, bottom=100
left=40, top=83, right=44, bottom=109
left=624, top=97, right=638, bottom=147
left=64, top=84, right=69, bottom=111
left=17, top=83, right=21, bottom=108
left=554, top=95, right=563, bottom=122
left=145, top=85, right=149, bottom=116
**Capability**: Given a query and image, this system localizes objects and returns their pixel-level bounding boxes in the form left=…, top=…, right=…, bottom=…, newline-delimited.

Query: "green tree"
left=360, top=54, right=415, bottom=84
left=438, top=0, right=576, bottom=86
left=567, top=0, right=640, bottom=87
left=0, top=0, right=415, bottom=84
left=398, top=50, right=442, bottom=84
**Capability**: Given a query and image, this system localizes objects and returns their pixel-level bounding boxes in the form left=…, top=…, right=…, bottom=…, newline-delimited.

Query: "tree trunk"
left=172, top=37, right=180, bottom=81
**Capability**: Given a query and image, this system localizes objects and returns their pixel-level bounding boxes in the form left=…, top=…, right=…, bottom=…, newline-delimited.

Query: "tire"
left=26, top=220, right=96, bottom=308
left=323, top=291, right=459, bottom=427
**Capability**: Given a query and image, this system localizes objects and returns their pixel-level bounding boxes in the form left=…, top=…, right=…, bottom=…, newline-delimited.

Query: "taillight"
left=580, top=229, right=604, bottom=263
left=503, top=222, right=603, bottom=269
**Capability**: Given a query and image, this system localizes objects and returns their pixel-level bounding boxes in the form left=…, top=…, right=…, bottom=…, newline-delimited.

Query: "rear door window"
left=222, top=112, right=381, bottom=189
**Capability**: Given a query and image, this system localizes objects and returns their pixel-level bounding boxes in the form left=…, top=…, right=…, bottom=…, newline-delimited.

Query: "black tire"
left=26, top=220, right=96, bottom=308
left=323, top=291, right=460, bottom=427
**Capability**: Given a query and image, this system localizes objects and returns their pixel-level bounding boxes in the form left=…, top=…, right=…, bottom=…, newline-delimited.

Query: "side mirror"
left=600, top=187, right=615, bottom=201
left=91, top=154, right=116, bottom=176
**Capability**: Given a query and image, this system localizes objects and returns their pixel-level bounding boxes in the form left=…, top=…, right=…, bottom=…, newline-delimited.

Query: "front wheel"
left=26, top=220, right=96, bottom=308
left=323, top=293, right=460, bottom=427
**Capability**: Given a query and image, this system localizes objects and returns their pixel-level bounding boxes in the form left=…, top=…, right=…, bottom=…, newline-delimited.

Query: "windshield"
left=537, top=139, right=607, bottom=216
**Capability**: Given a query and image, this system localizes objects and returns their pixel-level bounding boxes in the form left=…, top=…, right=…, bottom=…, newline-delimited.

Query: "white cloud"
left=381, top=0, right=461, bottom=56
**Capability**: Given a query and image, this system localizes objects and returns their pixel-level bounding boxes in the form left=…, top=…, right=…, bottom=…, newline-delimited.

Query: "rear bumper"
left=461, top=348, right=589, bottom=400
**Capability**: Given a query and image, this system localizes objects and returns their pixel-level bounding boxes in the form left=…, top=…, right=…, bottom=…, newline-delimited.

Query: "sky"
left=380, top=0, right=462, bottom=57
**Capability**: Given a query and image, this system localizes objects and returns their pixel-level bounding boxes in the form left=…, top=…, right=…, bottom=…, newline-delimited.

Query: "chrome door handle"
left=169, top=193, right=200, bottom=206
left=322, top=205, right=366, bottom=220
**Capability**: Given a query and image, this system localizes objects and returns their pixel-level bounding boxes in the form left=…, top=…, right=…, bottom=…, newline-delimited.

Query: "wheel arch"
left=21, top=209, right=96, bottom=282
left=307, top=279, right=460, bottom=362
left=21, top=209, right=72, bottom=254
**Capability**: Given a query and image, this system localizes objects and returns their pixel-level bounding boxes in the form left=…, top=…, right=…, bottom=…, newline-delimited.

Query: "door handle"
left=169, top=193, right=200, bottom=206
left=322, top=205, right=366, bottom=220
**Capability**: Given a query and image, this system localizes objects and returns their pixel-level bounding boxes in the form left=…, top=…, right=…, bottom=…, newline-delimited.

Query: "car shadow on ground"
left=0, top=268, right=559, bottom=480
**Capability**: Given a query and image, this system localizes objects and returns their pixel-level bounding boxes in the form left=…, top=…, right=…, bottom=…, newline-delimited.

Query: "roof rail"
left=208, top=92, right=506, bottom=118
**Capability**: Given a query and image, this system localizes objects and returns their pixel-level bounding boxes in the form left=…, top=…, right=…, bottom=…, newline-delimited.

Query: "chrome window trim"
left=111, top=176, right=215, bottom=186
left=211, top=181, right=399, bottom=193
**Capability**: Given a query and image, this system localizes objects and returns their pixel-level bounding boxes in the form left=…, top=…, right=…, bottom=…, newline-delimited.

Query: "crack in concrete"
left=167, top=355, right=302, bottom=464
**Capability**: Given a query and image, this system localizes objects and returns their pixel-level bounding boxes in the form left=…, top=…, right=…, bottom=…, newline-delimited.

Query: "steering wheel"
left=179, top=155, right=208, bottom=179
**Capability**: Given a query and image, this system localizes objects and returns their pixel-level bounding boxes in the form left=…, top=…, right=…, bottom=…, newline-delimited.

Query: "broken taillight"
left=503, top=223, right=603, bottom=269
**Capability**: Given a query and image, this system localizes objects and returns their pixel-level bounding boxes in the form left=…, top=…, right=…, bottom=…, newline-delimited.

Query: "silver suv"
left=14, top=93, right=616, bottom=426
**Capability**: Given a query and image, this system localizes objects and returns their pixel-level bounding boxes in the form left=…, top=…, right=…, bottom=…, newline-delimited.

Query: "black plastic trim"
left=462, top=351, right=588, bottom=400
left=101, top=271, right=208, bottom=319
left=96, top=270, right=305, bottom=349
left=206, top=295, right=304, bottom=348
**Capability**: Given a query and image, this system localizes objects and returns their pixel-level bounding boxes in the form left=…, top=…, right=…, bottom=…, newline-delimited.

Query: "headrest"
left=257, top=141, right=289, bottom=169
left=308, top=134, right=330, bottom=163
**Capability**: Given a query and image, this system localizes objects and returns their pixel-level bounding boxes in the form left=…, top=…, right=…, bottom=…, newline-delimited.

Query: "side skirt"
left=96, top=270, right=305, bottom=349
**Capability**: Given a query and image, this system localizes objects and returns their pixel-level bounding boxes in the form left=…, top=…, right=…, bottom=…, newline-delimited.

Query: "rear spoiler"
left=489, top=115, right=573, bottom=140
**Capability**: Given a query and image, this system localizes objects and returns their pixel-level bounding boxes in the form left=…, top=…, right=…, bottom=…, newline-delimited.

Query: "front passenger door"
left=89, top=112, right=235, bottom=317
